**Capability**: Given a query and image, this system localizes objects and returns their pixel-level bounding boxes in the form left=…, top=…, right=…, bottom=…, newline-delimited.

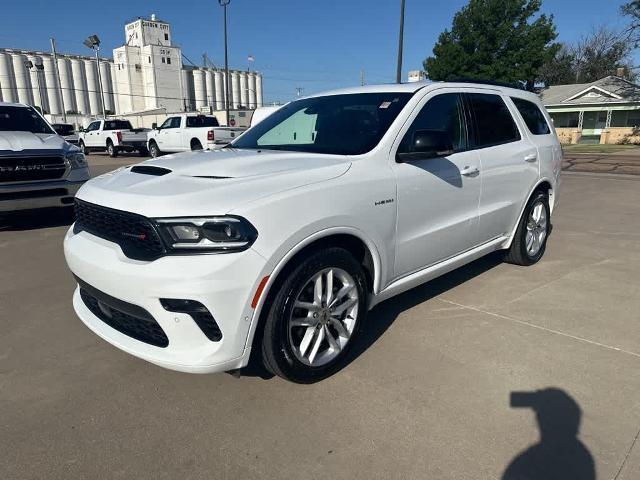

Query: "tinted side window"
left=398, top=93, right=467, bottom=154
left=511, top=97, right=550, bottom=135
left=87, top=122, right=100, bottom=131
left=467, top=93, right=520, bottom=147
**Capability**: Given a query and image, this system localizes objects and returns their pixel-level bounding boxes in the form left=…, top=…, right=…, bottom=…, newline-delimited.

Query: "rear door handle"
left=460, top=166, right=480, bottom=177
left=524, top=153, right=538, bottom=162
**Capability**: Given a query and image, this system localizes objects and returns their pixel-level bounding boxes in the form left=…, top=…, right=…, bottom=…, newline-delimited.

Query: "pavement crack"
left=613, top=425, right=640, bottom=480
left=437, top=298, right=640, bottom=359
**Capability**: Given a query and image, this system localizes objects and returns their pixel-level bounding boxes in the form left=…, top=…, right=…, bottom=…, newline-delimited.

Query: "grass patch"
left=562, top=144, right=640, bottom=153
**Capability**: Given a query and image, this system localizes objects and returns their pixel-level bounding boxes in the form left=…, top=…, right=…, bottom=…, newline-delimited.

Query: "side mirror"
left=397, top=129, right=455, bottom=162
left=152, top=123, right=158, bottom=130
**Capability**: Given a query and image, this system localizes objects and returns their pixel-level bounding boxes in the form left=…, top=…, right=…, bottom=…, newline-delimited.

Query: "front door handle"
left=524, top=153, right=538, bottom=162
left=460, top=165, right=480, bottom=177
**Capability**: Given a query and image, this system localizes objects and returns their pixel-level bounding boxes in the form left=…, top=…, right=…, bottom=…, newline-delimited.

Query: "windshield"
left=52, top=124, right=75, bottom=136
left=0, top=106, right=54, bottom=134
left=186, top=116, right=219, bottom=128
left=232, top=92, right=414, bottom=155
left=104, top=120, right=133, bottom=130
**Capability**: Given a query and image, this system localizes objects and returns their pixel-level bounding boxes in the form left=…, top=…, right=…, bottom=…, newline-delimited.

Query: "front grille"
left=0, top=155, right=67, bottom=182
left=78, top=278, right=169, bottom=348
left=74, top=199, right=165, bottom=261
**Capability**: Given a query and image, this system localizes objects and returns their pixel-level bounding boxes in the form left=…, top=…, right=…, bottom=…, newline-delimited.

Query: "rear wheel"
left=191, top=139, right=203, bottom=151
left=107, top=140, right=118, bottom=158
left=149, top=141, right=161, bottom=158
left=504, top=191, right=550, bottom=266
left=261, top=247, right=367, bottom=383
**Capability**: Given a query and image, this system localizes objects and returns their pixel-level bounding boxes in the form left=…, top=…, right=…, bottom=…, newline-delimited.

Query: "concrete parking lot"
left=2, top=156, right=640, bottom=479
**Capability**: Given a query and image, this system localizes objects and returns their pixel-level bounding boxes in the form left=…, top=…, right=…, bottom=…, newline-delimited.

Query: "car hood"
left=76, top=148, right=351, bottom=217
left=0, top=131, right=71, bottom=152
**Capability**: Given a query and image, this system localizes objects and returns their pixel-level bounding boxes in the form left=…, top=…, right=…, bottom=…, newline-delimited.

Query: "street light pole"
left=84, top=35, right=106, bottom=119
left=219, top=0, right=231, bottom=125
left=24, top=61, right=45, bottom=113
left=94, top=48, right=106, bottom=119
left=396, top=0, right=406, bottom=84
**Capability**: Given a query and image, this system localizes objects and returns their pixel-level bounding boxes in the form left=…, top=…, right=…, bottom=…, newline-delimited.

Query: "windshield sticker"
left=379, top=101, right=392, bottom=109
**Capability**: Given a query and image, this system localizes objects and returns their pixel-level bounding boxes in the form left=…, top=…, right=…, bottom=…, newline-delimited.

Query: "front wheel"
left=149, top=141, right=161, bottom=158
left=504, top=191, right=550, bottom=266
left=79, top=140, right=89, bottom=155
left=107, top=141, right=118, bottom=158
left=261, top=247, right=367, bottom=383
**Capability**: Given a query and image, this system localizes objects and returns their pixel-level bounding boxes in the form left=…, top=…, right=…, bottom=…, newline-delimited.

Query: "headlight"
left=155, top=216, right=258, bottom=253
left=66, top=151, right=87, bottom=168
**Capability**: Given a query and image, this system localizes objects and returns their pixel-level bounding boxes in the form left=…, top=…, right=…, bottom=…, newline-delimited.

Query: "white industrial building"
left=0, top=15, right=263, bottom=125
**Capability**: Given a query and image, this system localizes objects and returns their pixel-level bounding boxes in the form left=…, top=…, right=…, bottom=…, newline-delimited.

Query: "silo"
left=26, top=54, right=48, bottom=112
left=43, top=55, right=62, bottom=115
left=84, top=58, right=101, bottom=115
left=70, top=58, right=89, bottom=114
left=181, top=69, right=193, bottom=111
left=11, top=52, right=34, bottom=105
left=248, top=72, right=257, bottom=108
left=255, top=73, right=263, bottom=107
left=193, top=69, right=206, bottom=110
left=239, top=72, right=248, bottom=108
left=57, top=57, right=76, bottom=114
left=231, top=71, right=240, bottom=109
left=213, top=70, right=223, bottom=110
left=109, top=62, right=119, bottom=114
left=99, top=60, right=114, bottom=113
left=205, top=69, right=215, bottom=107
left=0, top=52, right=17, bottom=103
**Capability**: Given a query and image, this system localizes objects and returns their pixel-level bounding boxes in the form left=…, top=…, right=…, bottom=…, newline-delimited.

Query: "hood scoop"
left=130, top=165, right=172, bottom=176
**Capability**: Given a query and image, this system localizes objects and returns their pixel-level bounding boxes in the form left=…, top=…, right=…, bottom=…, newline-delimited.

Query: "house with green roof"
left=540, top=75, right=640, bottom=144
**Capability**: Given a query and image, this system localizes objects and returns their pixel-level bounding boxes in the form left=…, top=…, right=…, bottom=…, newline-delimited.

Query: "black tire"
left=261, top=247, right=367, bottom=383
left=79, top=140, right=89, bottom=155
left=138, top=147, right=149, bottom=156
left=107, top=140, right=118, bottom=158
left=504, top=190, right=551, bottom=266
left=149, top=141, right=161, bottom=158
left=191, top=139, right=203, bottom=151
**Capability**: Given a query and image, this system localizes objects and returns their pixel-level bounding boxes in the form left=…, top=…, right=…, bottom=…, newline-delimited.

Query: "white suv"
left=64, top=82, right=561, bottom=383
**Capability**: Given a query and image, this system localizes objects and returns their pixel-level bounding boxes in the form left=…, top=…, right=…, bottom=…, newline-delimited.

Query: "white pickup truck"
left=146, top=114, right=245, bottom=157
left=0, top=102, right=89, bottom=212
left=78, top=119, right=150, bottom=158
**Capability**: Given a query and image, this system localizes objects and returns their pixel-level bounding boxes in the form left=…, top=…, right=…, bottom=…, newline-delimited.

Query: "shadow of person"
left=503, top=388, right=595, bottom=480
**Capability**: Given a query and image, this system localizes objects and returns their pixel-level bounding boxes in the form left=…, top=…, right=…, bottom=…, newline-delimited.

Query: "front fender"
left=243, top=225, right=384, bottom=354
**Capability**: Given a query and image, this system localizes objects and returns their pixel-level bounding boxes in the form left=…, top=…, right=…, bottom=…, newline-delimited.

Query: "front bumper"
left=63, top=227, right=268, bottom=373
left=0, top=167, right=89, bottom=212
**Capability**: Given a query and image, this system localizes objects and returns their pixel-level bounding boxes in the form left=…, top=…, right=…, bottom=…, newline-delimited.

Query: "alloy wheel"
left=287, top=267, right=359, bottom=367
left=526, top=201, right=547, bottom=257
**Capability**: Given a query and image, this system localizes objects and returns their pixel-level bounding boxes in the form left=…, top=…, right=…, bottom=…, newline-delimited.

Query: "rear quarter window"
left=511, top=97, right=551, bottom=135
left=467, top=93, right=520, bottom=148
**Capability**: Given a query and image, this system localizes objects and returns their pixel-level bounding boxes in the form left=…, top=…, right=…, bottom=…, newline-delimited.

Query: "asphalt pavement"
left=2, top=158, right=640, bottom=479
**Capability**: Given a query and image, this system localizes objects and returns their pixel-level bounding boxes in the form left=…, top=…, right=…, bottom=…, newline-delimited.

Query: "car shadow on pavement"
left=502, top=388, right=595, bottom=480
left=344, top=251, right=505, bottom=370
left=0, top=207, right=75, bottom=232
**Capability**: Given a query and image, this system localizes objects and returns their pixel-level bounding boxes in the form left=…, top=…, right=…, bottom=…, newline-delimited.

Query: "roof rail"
left=444, top=76, right=526, bottom=90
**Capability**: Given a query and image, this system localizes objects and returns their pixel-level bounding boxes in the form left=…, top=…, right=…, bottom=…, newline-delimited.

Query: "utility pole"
left=360, top=69, right=365, bottom=86
left=94, top=48, right=106, bottom=119
left=50, top=38, right=66, bottom=122
left=219, top=0, right=231, bottom=125
left=396, top=0, right=406, bottom=84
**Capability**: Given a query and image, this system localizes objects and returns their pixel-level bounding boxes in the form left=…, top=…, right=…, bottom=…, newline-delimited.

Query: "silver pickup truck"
left=0, top=102, right=90, bottom=212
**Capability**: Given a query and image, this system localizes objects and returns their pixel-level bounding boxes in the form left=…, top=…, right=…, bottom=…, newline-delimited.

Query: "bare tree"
left=539, top=26, right=635, bottom=86
left=621, top=1, right=640, bottom=47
